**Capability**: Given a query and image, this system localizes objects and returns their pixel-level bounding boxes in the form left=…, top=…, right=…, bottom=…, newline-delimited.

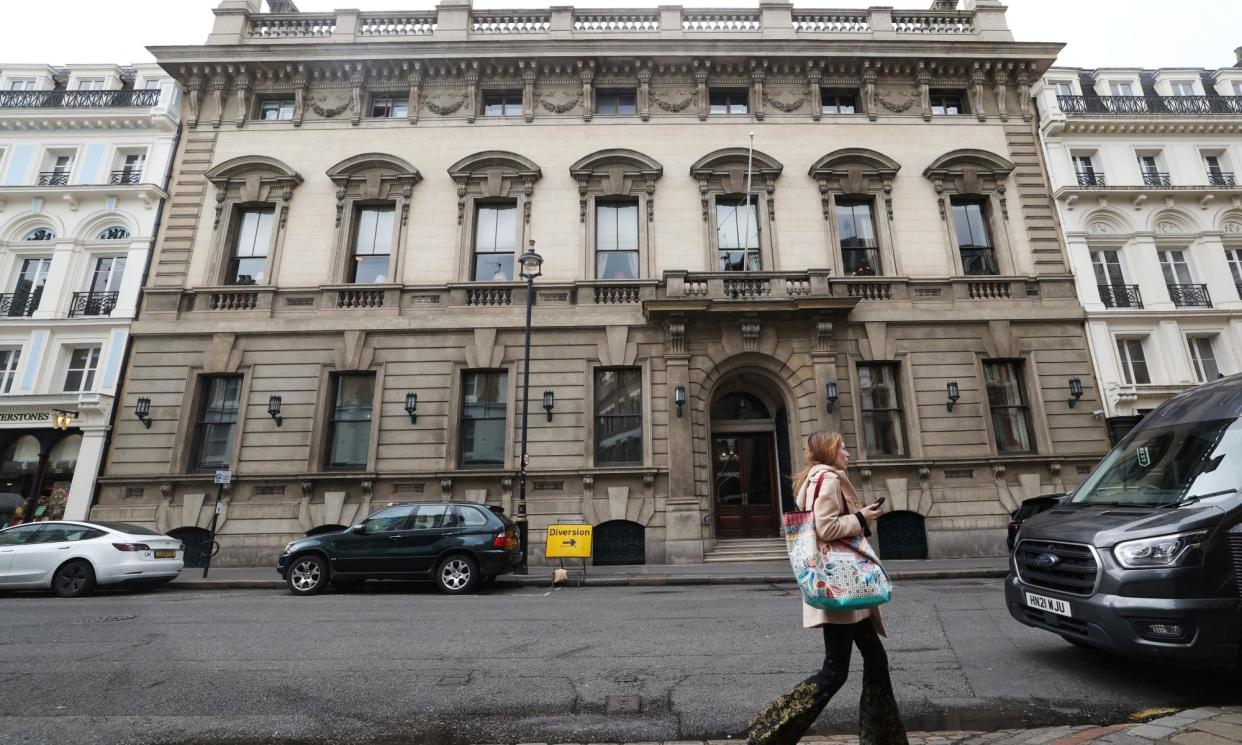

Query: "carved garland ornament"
left=308, top=95, right=353, bottom=118
left=877, top=88, right=920, bottom=114
left=763, top=89, right=807, bottom=113
left=538, top=92, right=582, bottom=114
left=424, top=91, right=467, bottom=116
left=654, top=90, right=695, bottom=113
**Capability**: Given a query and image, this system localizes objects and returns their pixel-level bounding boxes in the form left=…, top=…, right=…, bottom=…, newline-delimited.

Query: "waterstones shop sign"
left=0, top=410, right=58, bottom=427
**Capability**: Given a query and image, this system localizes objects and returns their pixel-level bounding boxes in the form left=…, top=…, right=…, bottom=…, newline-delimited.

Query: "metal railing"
left=109, top=170, right=143, bottom=185
left=1141, top=171, right=1172, bottom=187
left=1208, top=171, right=1237, bottom=187
left=1076, top=172, right=1106, bottom=187
left=36, top=171, right=70, bottom=186
left=1167, top=283, right=1212, bottom=308
left=1097, top=284, right=1143, bottom=309
left=1058, top=95, right=1242, bottom=116
left=0, top=89, right=159, bottom=109
left=0, top=290, right=41, bottom=317
left=69, top=291, right=118, bottom=317
left=840, top=246, right=882, bottom=277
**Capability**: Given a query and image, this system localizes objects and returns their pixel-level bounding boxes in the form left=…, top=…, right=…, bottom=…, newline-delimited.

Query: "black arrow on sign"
left=563, top=538, right=577, bottom=547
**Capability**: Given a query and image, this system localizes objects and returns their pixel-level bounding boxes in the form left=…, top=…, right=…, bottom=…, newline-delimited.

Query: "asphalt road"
left=0, top=578, right=1236, bottom=745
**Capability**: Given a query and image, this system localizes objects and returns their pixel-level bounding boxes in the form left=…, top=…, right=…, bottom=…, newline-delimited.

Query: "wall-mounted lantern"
left=267, top=395, right=284, bottom=426
left=134, top=397, right=152, bottom=428
left=542, top=390, right=555, bottom=422
left=826, top=381, right=839, bottom=414
left=1067, top=378, right=1084, bottom=408
left=946, top=381, right=960, bottom=412
left=674, top=385, right=687, bottom=418
left=404, top=392, right=418, bottom=424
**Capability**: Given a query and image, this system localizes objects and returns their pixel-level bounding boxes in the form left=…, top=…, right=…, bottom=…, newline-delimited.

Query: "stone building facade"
left=0, top=64, right=179, bottom=526
left=91, top=0, right=1111, bottom=566
left=1035, top=53, right=1242, bottom=443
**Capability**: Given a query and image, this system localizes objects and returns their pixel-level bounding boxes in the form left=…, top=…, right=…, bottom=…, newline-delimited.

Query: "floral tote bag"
left=783, top=472, right=892, bottom=611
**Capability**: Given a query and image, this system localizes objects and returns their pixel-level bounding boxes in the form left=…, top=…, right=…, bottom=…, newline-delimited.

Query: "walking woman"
left=746, top=431, right=908, bottom=745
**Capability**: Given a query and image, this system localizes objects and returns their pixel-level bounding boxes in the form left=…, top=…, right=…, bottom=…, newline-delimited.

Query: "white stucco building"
left=1036, top=50, right=1242, bottom=442
left=0, top=64, right=180, bottom=525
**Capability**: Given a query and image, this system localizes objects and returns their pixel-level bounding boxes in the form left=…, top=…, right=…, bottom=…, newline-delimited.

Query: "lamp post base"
left=516, top=519, right=530, bottom=575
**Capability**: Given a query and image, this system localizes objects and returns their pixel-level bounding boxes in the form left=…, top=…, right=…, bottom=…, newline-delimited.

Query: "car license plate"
left=154, top=549, right=176, bottom=559
left=1025, top=591, right=1071, bottom=617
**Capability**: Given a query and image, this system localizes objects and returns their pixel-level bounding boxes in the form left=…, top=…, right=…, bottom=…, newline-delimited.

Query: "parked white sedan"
left=0, top=521, right=184, bottom=597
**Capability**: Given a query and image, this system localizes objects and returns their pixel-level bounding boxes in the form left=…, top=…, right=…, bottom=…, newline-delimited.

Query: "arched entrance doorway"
left=709, top=377, right=794, bottom=539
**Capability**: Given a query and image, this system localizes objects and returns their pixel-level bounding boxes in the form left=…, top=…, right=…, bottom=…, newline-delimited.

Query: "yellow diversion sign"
left=546, top=524, right=593, bottom=559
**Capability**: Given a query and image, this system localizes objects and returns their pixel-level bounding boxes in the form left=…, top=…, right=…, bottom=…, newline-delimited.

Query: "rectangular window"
left=594, top=368, right=642, bottom=465
left=327, top=374, right=375, bottom=469
left=483, top=92, right=522, bottom=117
left=1205, top=154, right=1231, bottom=185
left=63, top=347, right=101, bottom=393
left=460, top=371, right=507, bottom=468
left=1158, top=249, right=1193, bottom=285
left=1055, top=81, right=1074, bottom=97
left=1137, top=154, right=1165, bottom=184
left=716, top=198, right=760, bottom=271
left=821, top=90, right=857, bottom=115
left=143, top=79, right=162, bottom=90
left=89, top=256, right=127, bottom=294
left=118, top=152, right=145, bottom=182
left=835, top=199, right=879, bottom=276
left=0, top=349, right=20, bottom=394
left=1170, top=80, right=1196, bottom=96
left=1072, top=154, right=1100, bottom=184
left=194, top=376, right=241, bottom=470
left=472, top=202, right=517, bottom=281
left=857, top=364, right=906, bottom=458
left=1109, top=81, right=1136, bottom=96
left=350, top=206, right=394, bottom=283
left=595, top=90, right=637, bottom=115
left=595, top=201, right=639, bottom=280
left=8, top=79, right=36, bottom=91
left=951, top=200, right=997, bottom=275
left=984, top=361, right=1034, bottom=453
left=1226, top=248, right=1242, bottom=295
left=709, top=90, right=749, bottom=115
left=258, top=98, right=295, bottom=121
left=1116, top=338, right=1151, bottom=385
left=228, top=207, right=275, bottom=285
left=48, top=154, right=74, bottom=180
left=369, top=94, right=409, bottom=119
left=76, top=78, right=105, bottom=91
left=930, top=93, right=965, bottom=115
left=1188, top=337, right=1220, bottom=383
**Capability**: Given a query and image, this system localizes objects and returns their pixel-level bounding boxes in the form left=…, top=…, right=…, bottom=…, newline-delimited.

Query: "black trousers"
left=746, top=620, right=908, bottom=745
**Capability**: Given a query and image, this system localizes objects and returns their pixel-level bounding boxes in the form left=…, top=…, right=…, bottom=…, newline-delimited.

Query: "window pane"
left=595, top=369, right=642, bottom=464
left=411, top=505, right=451, bottom=530
left=329, top=375, right=374, bottom=468
left=461, top=371, right=507, bottom=467
left=857, top=365, right=905, bottom=457
left=196, top=377, right=241, bottom=469
left=596, top=204, right=618, bottom=251
left=597, top=251, right=638, bottom=280
left=985, top=362, right=1033, bottom=453
left=363, top=505, right=415, bottom=533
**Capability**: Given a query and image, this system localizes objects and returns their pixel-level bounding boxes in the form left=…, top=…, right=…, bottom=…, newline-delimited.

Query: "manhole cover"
left=606, top=695, right=641, bottom=714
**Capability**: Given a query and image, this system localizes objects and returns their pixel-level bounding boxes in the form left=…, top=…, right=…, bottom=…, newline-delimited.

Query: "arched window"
left=593, top=520, right=646, bottom=565
left=98, top=226, right=130, bottom=240
left=711, top=392, right=770, bottom=420
left=23, top=228, right=55, bottom=242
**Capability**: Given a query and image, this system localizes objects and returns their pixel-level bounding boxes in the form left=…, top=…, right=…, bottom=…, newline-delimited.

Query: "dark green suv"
left=277, top=502, right=521, bottom=596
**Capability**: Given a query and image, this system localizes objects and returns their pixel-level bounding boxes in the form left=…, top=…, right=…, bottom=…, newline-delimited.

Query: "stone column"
left=33, top=241, right=75, bottom=320
left=65, top=422, right=109, bottom=520
left=663, top=320, right=702, bottom=563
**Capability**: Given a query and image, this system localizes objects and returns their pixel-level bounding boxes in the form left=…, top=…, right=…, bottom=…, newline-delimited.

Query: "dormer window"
left=1109, top=81, right=1136, bottom=96
left=76, top=78, right=105, bottom=91
left=8, top=79, right=36, bottom=91
left=1055, top=81, right=1074, bottom=97
left=1170, top=80, right=1196, bottom=96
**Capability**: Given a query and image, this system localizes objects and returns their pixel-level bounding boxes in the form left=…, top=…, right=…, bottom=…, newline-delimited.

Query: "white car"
left=0, top=521, right=184, bottom=597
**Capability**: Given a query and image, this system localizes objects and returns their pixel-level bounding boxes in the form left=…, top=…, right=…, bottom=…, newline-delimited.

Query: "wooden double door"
left=712, top=433, right=780, bottom=539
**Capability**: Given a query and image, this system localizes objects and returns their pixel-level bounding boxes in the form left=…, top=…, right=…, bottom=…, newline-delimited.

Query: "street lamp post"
left=516, top=241, right=544, bottom=573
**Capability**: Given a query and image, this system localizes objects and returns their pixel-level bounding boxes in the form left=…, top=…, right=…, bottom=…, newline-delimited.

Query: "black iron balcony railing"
left=1076, top=172, right=1106, bottom=186
left=1208, top=171, right=1237, bottom=187
left=1141, top=171, right=1172, bottom=187
left=0, top=89, right=160, bottom=110
left=109, top=170, right=143, bottom=185
left=36, top=171, right=70, bottom=186
left=1058, top=95, right=1242, bottom=116
left=69, top=291, right=119, bottom=317
left=959, top=247, right=998, bottom=276
left=1097, top=284, right=1143, bottom=309
left=840, top=244, right=881, bottom=277
left=1167, top=283, right=1212, bottom=308
left=0, top=289, right=42, bottom=317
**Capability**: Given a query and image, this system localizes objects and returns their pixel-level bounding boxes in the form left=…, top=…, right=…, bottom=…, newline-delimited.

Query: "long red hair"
left=793, top=431, right=844, bottom=488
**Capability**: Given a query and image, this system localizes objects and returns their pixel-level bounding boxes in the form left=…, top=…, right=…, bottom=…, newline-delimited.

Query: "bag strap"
left=806, top=472, right=827, bottom=512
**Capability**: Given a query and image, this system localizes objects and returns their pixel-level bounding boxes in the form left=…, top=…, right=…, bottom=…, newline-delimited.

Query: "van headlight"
left=1113, top=530, right=1207, bottom=569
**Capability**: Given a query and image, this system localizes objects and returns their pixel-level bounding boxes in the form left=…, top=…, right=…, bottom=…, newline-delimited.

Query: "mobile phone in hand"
left=873, top=497, right=887, bottom=507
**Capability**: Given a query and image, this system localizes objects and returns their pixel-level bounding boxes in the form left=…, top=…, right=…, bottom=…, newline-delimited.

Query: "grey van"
left=1006, top=374, right=1241, bottom=670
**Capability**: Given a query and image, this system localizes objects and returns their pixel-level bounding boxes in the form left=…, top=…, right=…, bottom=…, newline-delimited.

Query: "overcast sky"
left=2, top=0, right=1239, bottom=70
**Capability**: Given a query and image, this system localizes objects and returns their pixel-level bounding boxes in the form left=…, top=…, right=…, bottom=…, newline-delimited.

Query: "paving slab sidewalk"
left=463, top=707, right=1242, bottom=745
left=168, top=556, right=1009, bottom=590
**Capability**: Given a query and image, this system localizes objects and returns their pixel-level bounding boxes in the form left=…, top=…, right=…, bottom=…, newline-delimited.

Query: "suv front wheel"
left=435, top=555, right=479, bottom=595
left=287, top=554, right=329, bottom=596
